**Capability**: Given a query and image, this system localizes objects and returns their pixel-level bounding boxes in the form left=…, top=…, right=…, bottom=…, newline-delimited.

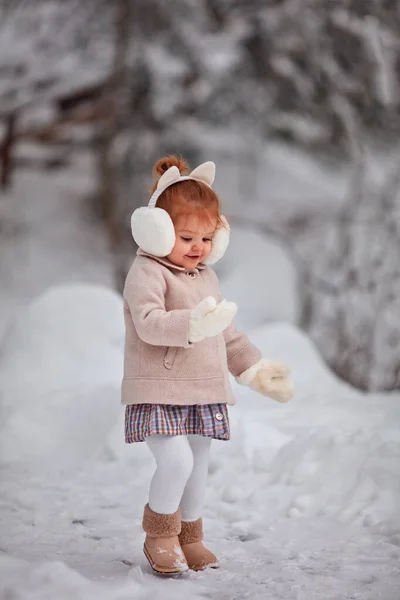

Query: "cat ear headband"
left=131, top=161, right=229, bottom=265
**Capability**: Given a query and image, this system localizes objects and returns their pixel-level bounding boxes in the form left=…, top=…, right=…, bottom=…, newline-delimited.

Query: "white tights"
left=145, top=434, right=211, bottom=521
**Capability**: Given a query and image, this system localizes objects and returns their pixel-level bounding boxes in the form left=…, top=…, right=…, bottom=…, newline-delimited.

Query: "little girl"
left=122, top=155, right=293, bottom=574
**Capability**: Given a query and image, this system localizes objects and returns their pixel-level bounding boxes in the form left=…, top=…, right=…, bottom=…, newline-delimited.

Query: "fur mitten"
left=235, top=358, right=294, bottom=403
left=189, top=296, right=237, bottom=343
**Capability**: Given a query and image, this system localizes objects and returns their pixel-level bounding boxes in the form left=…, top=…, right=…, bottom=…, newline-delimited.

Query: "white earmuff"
left=202, top=216, right=230, bottom=265
left=131, top=206, right=176, bottom=257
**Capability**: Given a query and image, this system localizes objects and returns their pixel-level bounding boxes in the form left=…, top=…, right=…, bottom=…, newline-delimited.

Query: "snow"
left=0, top=3, right=111, bottom=113
left=0, top=284, right=124, bottom=470
left=1, top=285, right=399, bottom=599
left=218, top=227, right=300, bottom=327
left=0, top=152, right=114, bottom=341
left=188, top=125, right=350, bottom=221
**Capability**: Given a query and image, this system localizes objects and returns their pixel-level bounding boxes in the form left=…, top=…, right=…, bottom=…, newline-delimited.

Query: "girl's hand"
left=235, top=358, right=294, bottom=403
left=189, top=296, right=237, bottom=343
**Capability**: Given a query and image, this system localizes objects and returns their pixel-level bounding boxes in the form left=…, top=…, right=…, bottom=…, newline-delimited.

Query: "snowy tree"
left=1, top=0, right=399, bottom=390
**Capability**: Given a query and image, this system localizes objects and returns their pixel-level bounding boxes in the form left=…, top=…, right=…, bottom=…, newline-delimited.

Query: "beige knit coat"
left=121, top=249, right=262, bottom=406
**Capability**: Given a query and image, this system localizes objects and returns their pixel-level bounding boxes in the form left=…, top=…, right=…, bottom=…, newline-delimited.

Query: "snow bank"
left=216, top=322, right=400, bottom=530
left=0, top=555, right=205, bottom=600
left=0, top=284, right=124, bottom=471
left=218, top=227, right=300, bottom=327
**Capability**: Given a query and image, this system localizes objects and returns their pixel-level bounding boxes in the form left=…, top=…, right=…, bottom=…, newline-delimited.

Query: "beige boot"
left=142, top=504, right=189, bottom=574
left=179, top=518, right=219, bottom=571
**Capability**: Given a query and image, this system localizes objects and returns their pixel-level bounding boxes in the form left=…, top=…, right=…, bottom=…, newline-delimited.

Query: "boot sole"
left=189, top=561, right=220, bottom=571
left=143, top=543, right=187, bottom=575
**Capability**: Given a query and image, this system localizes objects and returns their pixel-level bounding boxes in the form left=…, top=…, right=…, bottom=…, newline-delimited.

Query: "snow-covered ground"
left=1, top=146, right=400, bottom=598
left=0, top=284, right=399, bottom=599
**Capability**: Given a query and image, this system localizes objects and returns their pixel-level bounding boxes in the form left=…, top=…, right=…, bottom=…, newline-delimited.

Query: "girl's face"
left=167, top=214, right=217, bottom=269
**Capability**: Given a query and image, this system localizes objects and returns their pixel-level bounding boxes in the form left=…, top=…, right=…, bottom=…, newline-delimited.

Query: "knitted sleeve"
left=124, top=262, right=192, bottom=348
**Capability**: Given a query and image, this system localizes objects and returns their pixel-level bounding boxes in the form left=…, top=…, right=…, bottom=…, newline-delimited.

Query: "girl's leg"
left=178, top=435, right=217, bottom=570
left=145, top=434, right=194, bottom=514
left=179, top=434, right=212, bottom=521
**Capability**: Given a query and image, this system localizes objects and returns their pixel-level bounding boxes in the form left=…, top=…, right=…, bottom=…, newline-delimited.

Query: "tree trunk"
left=1, top=113, right=16, bottom=189
left=95, top=0, right=133, bottom=291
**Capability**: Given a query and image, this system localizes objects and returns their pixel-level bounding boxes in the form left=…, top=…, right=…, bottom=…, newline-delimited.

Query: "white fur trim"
left=189, top=161, right=215, bottom=186
left=236, top=359, right=291, bottom=385
left=235, top=358, right=293, bottom=403
left=235, top=359, right=264, bottom=385
left=131, top=207, right=175, bottom=257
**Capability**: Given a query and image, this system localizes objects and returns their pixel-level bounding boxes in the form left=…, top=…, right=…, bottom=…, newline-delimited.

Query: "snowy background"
left=1, top=2, right=400, bottom=598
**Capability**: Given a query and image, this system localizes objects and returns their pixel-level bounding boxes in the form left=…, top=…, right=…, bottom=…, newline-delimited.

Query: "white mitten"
left=189, top=296, right=237, bottom=343
left=235, top=358, right=294, bottom=403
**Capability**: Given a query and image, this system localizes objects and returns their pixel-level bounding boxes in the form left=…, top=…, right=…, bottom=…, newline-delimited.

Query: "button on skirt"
left=125, top=403, right=230, bottom=443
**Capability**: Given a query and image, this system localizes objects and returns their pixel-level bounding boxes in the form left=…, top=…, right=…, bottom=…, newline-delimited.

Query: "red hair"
left=150, top=155, right=225, bottom=231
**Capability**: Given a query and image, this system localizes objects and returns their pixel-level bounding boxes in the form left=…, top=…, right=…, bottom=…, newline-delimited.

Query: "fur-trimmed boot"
left=179, top=518, right=219, bottom=571
left=142, top=504, right=189, bottom=574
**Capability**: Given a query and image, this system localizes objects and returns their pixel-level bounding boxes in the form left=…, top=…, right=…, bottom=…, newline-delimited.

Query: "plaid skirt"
left=125, top=403, right=230, bottom=443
